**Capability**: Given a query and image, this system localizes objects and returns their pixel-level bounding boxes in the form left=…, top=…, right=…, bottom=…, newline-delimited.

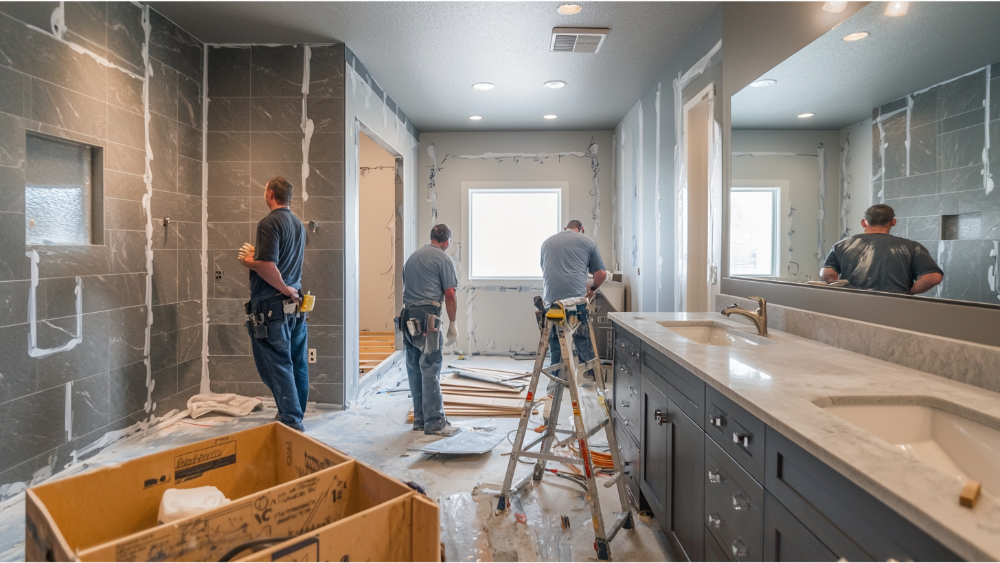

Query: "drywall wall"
left=359, top=132, right=396, bottom=332
left=840, top=118, right=873, bottom=240
left=416, top=131, right=613, bottom=354
left=344, top=48, right=419, bottom=405
left=204, top=44, right=347, bottom=408
left=0, top=2, right=204, bottom=487
left=615, top=6, right=723, bottom=313
left=731, top=129, right=841, bottom=281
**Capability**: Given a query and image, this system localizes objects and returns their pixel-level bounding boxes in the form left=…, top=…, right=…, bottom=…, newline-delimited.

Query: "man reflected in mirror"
left=820, top=204, right=943, bottom=295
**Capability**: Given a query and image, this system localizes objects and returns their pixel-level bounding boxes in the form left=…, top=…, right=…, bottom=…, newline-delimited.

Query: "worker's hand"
left=238, top=243, right=255, bottom=266
left=445, top=323, right=458, bottom=347
left=284, top=286, right=301, bottom=304
left=585, top=287, right=597, bottom=301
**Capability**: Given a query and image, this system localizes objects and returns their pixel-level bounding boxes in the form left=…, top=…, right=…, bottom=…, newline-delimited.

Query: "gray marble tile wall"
left=0, top=3, right=204, bottom=487
left=717, top=294, right=1000, bottom=394
left=206, top=45, right=346, bottom=406
left=875, top=61, right=1000, bottom=304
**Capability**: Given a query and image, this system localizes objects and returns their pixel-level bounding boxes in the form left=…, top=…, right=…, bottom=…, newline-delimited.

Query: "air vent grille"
left=550, top=27, right=609, bottom=53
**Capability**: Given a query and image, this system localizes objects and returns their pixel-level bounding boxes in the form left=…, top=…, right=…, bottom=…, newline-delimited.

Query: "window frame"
left=461, top=181, right=569, bottom=283
left=729, top=185, right=781, bottom=278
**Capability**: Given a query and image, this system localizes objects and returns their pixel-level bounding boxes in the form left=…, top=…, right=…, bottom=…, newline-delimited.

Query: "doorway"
left=358, top=131, right=400, bottom=379
left=682, top=85, right=716, bottom=312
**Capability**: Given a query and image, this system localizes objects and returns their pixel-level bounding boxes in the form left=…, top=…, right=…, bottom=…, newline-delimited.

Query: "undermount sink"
left=822, top=400, right=1000, bottom=493
left=657, top=321, right=776, bottom=347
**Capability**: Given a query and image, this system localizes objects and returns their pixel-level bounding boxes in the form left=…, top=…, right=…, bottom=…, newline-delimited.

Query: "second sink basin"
left=657, top=321, right=775, bottom=347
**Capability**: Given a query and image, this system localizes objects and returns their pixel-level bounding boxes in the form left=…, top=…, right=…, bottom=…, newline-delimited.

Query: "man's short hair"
left=266, top=176, right=293, bottom=205
left=864, top=204, right=895, bottom=227
left=430, top=224, right=451, bottom=243
left=565, top=219, right=583, bottom=231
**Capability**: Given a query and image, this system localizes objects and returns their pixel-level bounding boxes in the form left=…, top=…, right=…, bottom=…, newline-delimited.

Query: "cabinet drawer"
left=705, top=527, right=733, bottom=562
left=613, top=360, right=640, bottom=431
left=705, top=436, right=763, bottom=562
left=613, top=414, right=641, bottom=506
left=763, top=492, right=838, bottom=562
left=704, top=386, right=766, bottom=482
left=614, top=328, right=642, bottom=369
left=765, top=428, right=960, bottom=562
left=642, top=344, right=705, bottom=428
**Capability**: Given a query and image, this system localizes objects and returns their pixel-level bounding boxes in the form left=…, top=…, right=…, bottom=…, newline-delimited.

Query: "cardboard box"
left=25, top=423, right=431, bottom=561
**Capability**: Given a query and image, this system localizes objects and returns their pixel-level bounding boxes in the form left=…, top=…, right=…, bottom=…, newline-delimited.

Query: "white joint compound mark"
left=200, top=45, right=210, bottom=393
left=654, top=83, right=662, bottom=311
left=905, top=95, right=913, bottom=177
left=26, top=251, right=82, bottom=358
left=50, top=1, right=65, bottom=40
left=984, top=65, right=994, bottom=195
left=64, top=381, right=72, bottom=441
left=840, top=132, right=852, bottom=239
left=301, top=45, right=313, bottom=203
left=464, top=287, right=477, bottom=354
left=872, top=105, right=907, bottom=203
left=426, top=143, right=442, bottom=225
left=816, top=143, right=827, bottom=267
left=141, top=4, right=155, bottom=414
left=990, top=241, right=998, bottom=297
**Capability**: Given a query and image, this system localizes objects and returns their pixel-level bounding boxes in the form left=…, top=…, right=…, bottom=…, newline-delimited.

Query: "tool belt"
left=396, top=302, right=442, bottom=354
left=244, top=294, right=303, bottom=340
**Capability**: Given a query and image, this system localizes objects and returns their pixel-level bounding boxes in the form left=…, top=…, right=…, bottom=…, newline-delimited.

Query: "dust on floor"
left=0, top=355, right=674, bottom=562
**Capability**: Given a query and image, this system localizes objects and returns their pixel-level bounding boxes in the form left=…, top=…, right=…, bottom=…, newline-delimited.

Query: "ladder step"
left=512, top=451, right=585, bottom=466
left=607, top=512, right=633, bottom=543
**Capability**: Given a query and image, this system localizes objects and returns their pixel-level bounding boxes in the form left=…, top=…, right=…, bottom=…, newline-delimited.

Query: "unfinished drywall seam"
left=708, top=99, right=722, bottom=292
left=905, top=95, right=913, bottom=177
left=872, top=105, right=907, bottom=203
left=301, top=45, right=313, bottom=203
left=985, top=65, right=994, bottom=195
left=140, top=4, right=156, bottom=413
left=26, top=251, right=83, bottom=357
left=815, top=143, right=826, bottom=267
left=839, top=133, right=852, bottom=239
left=611, top=134, right=618, bottom=270
left=426, top=143, right=442, bottom=225
left=200, top=45, right=210, bottom=393
left=654, top=83, right=662, bottom=311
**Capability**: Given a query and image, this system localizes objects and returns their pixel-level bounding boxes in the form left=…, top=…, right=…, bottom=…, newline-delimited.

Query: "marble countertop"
left=609, top=312, right=1000, bottom=561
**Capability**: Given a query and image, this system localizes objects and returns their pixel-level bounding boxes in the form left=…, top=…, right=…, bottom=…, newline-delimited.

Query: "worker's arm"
left=586, top=269, right=608, bottom=300
left=444, top=287, right=457, bottom=322
left=239, top=252, right=301, bottom=303
left=910, top=272, right=943, bottom=295
left=819, top=267, right=840, bottom=284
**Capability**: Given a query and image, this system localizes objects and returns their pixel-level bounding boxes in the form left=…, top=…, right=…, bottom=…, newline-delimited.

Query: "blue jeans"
left=401, top=305, right=447, bottom=433
left=248, top=296, right=309, bottom=430
left=547, top=306, right=595, bottom=394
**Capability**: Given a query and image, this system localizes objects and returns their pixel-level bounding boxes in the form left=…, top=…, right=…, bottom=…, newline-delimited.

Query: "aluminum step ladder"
left=496, top=296, right=635, bottom=561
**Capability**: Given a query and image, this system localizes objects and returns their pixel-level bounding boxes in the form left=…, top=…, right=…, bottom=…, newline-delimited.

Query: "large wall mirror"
left=728, top=2, right=1000, bottom=307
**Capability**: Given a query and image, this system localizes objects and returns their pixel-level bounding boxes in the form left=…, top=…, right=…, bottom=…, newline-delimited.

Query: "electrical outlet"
left=215, top=270, right=224, bottom=282
left=308, top=349, right=317, bottom=363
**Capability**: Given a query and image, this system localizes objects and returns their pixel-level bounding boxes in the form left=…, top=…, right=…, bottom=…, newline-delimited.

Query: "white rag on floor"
left=186, top=393, right=264, bottom=419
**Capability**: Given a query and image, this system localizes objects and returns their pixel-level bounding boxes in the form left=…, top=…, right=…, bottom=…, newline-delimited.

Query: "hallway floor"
left=0, top=356, right=673, bottom=562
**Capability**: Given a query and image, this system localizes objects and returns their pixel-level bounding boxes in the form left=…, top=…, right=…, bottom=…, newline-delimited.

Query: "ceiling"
left=149, top=1, right=718, bottom=133
left=732, top=1, right=1000, bottom=131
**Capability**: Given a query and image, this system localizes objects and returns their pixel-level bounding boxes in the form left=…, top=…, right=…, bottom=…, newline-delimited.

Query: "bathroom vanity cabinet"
left=610, top=323, right=961, bottom=562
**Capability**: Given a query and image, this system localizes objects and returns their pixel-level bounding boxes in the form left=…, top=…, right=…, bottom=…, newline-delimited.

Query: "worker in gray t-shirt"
left=539, top=220, right=608, bottom=397
left=399, top=224, right=460, bottom=436
left=821, top=204, right=943, bottom=294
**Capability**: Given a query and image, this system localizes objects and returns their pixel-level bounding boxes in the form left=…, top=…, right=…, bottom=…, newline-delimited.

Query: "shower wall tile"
left=178, top=123, right=202, bottom=161
left=148, top=9, right=202, bottom=82
left=208, top=162, right=251, bottom=196
left=106, top=1, right=143, bottom=73
left=107, top=66, right=143, bottom=114
left=207, top=355, right=257, bottom=382
left=250, top=46, right=303, bottom=97
left=72, top=371, right=111, bottom=438
left=207, top=132, right=251, bottom=161
left=251, top=97, right=301, bottom=132
left=65, top=2, right=109, bottom=59
left=177, top=75, right=202, bottom=130
left=0, top=67, right=26, bottom=117
left=0, top=385, right=65, bottom=474
left=251, top=132, right=302, bottom=161
left=309, top=162, right=345, bottom=197
left=209, top=97, right=251, bottom=132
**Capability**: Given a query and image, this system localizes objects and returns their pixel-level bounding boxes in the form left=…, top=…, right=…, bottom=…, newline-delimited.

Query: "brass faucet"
left=721, top=296, right=768, bottom=336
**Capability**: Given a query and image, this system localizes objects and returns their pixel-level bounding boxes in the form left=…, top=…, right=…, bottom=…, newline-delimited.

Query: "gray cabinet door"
left=640, top=377, right=671, bottom=523
left=668, top=401, right=705, bottom=562
left=763, top=492, right=838, bottom=562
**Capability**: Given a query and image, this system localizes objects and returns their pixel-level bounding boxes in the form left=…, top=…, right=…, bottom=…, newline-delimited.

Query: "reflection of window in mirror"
left=730, top=187, right=778, bottom=277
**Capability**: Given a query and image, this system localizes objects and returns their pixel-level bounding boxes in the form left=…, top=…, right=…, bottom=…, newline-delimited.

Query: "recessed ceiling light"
left=798, top=113, right=815, bottom=118
left=842, top=31, right=869, bottom=41
left=472, top=82, right=494, bottom=91
left=884, top=1, right=909, bottom=17
left=557, top=4, right=582, bottom=15
left=543, top=80, right=567, bottom=89
left=469, top=115, right=483, bottom=121
left=822, top=1, right=847, bottom=13
left=543, top=114, right=558, bottom=120
left=750, top=79, right=777, bottom=88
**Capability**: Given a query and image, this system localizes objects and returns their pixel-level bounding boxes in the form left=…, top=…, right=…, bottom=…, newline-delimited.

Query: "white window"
left=729, top=187, right=778, bottom=277
left=468, top=188, right=561, bottom=279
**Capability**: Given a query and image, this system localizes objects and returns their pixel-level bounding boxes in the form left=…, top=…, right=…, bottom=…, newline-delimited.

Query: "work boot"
left=426, top=425, right=462, bottom=437
left=412, top=422, right=424, bottom=431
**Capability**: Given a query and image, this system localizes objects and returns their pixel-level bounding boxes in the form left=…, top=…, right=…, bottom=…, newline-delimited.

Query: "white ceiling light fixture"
left=543, top=114, right=558, bottom=120
left=472, top=82, right=495, bottom=91
left=842, top=31, right=870, bottom=42
left=884, top=1, right=909, bottom=17
left=557, top=4, right=583, bottom=15
left=750, top=79, right=777, bottom=88
left=798, top=113, right=815, bottom=118
left=822, top=1, right=848, bottom=13
left=544, top=80, right=567, bottom=89
left=550, top=27, right=610, bottom=53
left=469, top=115, right=483, bottom=121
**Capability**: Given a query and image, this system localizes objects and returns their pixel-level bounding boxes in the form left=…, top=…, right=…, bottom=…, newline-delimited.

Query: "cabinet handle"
left=731, top=539, right=749, bottom=558
left=710, top=415, right=725, bottom=427
left=629, top=386, right=636, bottom=395
left=733, top=432, right=751, bottom=447
left=654, top=409, right=668, bottom=425
left=708, top=513, right=723, bottom=528
left=708, top=470, right=723, bottom=483
left=732, top=493, right=749, bottom=511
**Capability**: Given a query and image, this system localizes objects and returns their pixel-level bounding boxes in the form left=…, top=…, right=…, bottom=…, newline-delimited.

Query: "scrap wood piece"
left=441, top=373, right=524, bottom=393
